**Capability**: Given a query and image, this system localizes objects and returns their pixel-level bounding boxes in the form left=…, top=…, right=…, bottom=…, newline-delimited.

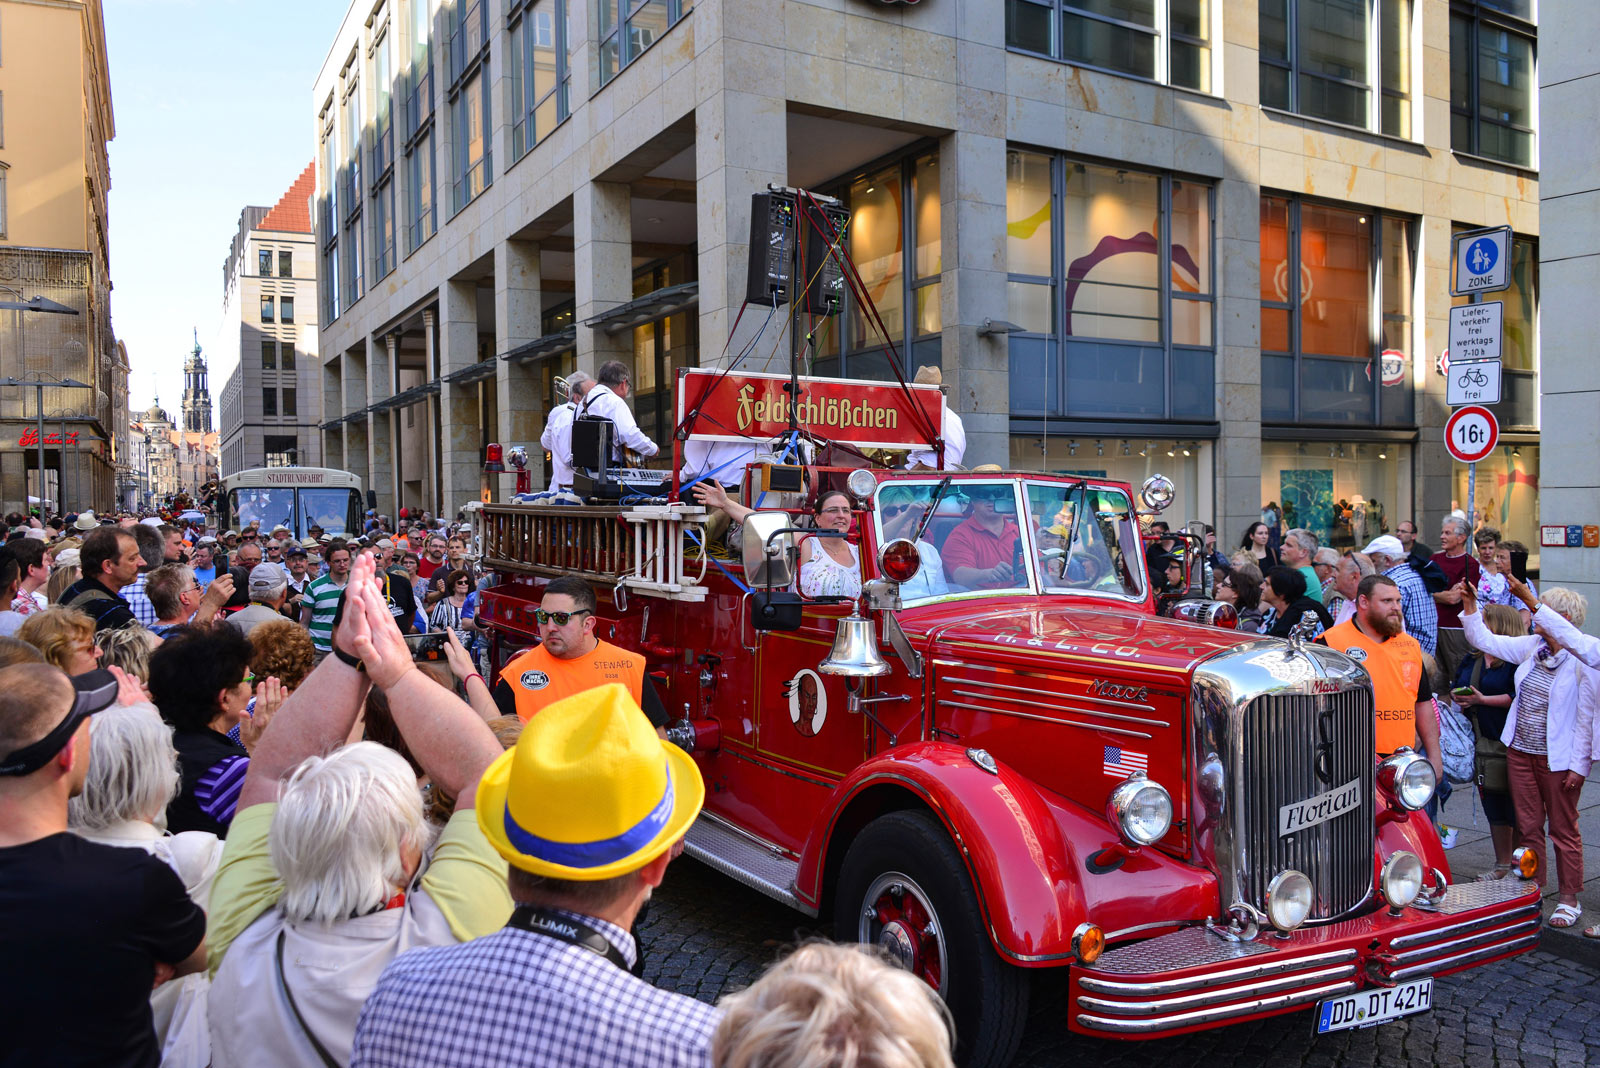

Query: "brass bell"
left=819, top=614, right=891, bottom=678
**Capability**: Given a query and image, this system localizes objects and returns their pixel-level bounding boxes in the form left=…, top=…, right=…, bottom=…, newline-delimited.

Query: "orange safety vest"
left=1323, top=619, right=1425, bottom=755
left=499, top=639, right=645, bottom=722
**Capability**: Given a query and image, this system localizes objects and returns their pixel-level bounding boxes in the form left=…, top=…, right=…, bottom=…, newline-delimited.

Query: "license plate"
left=1315, top=977, right=1433, bottom=1033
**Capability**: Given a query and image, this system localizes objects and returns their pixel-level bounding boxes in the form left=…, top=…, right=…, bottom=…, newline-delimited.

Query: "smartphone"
left=404, top=631, right=450, bottom=663
left=1451, top=686, right=1474, bottom=697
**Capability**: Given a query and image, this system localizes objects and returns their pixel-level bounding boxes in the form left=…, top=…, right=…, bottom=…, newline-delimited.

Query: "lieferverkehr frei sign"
left=1447, top=302, right=1502, bottom=365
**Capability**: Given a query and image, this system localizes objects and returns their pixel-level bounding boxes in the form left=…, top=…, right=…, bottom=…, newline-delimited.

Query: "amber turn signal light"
left=1512, top=846, right=1538, bottom=879
left=1072, top=922, right=1105, bottom=965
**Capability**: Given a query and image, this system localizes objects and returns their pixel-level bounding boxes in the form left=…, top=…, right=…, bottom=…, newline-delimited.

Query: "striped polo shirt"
left=302, top=573, right=348, bottom=652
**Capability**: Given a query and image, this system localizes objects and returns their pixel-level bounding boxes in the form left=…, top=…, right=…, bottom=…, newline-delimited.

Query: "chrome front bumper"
left=1070, top=879, right=1540, bottom=1037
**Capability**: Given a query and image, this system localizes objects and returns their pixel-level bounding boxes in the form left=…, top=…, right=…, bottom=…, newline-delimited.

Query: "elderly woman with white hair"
left=204, top=552, right=510, bottom=1067
left=69, top=701, right=222, bottom=1068
left=1460, top=578, right=1597, bottom=931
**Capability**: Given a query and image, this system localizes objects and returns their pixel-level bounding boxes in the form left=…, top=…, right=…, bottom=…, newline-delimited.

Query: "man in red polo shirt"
left=942, top=484, right=1021, bottom=589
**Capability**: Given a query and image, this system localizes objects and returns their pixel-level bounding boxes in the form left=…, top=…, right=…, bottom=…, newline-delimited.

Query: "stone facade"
left=313, top=0, right=1540, bottom=549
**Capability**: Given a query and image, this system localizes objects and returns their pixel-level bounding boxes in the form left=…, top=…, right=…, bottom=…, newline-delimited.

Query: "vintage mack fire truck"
left=473, top=370, right=1539, bottom=1067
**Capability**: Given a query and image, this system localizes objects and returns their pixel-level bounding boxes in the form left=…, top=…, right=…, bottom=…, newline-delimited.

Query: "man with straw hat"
left=351, top=683, right=717, bottom=1068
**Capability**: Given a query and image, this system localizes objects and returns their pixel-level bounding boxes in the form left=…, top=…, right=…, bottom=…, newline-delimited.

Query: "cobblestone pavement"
left=641, top=857, right=1600, bottom=1067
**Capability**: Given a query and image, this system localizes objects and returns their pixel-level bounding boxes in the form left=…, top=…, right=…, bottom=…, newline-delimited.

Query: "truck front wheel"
left=834, top=810, right=1029, bottom=1068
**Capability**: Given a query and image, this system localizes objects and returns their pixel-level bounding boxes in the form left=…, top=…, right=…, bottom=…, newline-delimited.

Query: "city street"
left=641, top=857, right=1600, bottom=1067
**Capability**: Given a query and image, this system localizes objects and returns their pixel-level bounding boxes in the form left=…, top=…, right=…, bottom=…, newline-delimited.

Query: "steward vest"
left=499, top=639, right=645, bottom=722
left=1323, top=619, right=1424, bottom=755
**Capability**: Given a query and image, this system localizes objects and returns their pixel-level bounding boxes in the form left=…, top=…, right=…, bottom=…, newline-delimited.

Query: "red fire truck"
left=474, top=370, right=1538, bottom=1067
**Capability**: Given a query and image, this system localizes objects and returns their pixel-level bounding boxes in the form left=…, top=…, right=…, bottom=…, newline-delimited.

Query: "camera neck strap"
left=505, top=906, right=631, bottom=971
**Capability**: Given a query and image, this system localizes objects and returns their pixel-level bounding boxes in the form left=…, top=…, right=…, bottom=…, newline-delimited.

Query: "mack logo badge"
left=1280, top=778, right=1362, bottom=836
left=520, top=670, right=550, bottom=689
left=1089, top=680, right=1148, bottom=703
left=1344, top=647, right=1368, bottom=662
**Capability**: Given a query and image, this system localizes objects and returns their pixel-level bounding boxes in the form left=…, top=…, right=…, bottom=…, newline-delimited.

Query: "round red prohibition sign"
left=1444, top=404, right=1499, bottom=464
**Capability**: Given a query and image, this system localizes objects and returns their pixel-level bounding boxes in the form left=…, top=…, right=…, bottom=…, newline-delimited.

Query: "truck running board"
left=684, top=812, right=817, bottom=917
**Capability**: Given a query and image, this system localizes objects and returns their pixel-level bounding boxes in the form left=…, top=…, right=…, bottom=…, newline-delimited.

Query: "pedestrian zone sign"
left=1451, top=227, right=1510, bottom=296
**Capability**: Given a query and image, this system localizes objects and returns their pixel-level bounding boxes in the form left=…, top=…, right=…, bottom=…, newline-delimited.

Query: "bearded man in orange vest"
left=493, top=575, right=668, bottom=735
left=1319, top=573, right=1443, bottom=783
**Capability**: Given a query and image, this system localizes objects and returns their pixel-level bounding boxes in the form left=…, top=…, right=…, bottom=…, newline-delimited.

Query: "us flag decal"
left=1103, top=745, right=1149, bottom=779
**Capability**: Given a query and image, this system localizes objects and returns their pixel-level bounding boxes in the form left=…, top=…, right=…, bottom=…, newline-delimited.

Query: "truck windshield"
left=1023, top=481, right=1145, bottom=600
left=873, top=480, right=1032, bottom=602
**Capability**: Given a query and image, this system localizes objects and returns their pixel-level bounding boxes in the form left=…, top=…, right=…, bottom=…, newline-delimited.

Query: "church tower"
left=182, top=328, right=213, bottom=435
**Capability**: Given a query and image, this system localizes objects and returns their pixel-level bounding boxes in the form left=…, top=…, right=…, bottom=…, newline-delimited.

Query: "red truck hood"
left=912, top=599, right=1265, bottom=676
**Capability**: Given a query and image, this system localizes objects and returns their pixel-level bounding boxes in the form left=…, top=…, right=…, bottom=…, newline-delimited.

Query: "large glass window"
left=1260, top=441, right=1412, bottom=550
left=1453, top=443, right=1539, bottom=567
left=320, top=106, right=340, bottom=320
left=448, top=0, right=491, bottom=213
left=812, top=149, right=941, bottom=382
left=1005, top=150, right=1215, bottom=422
left=1260, top=196, right=1414, bottom=426
left=1261, top=0, right=1412, bottom=137
left=261, top=340, right=276, bottom=369
left=1006, top=0, right=1211, bottom=92
left=1452, top=230, right=1537, bottom=429
left=404, top=0, right=438, bottom=251
left=278, top=250, right=292, bottom=277
left=372, top=25, right=397, bottom=279
left=258, top=249, right=272, bottom=276
left=510, top=0, right=570, bottom=161
left=1450, top=2, right=1536, bottom=167
left=341, top=69, right=365, bottom=305
left=596, top=0, right=692, bottom=89
left=260, top=296, right=275, bottom=323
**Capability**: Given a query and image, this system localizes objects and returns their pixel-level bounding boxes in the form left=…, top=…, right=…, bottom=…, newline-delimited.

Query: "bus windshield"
left=300, top=488, right=357, bottom=535
left=230, top=487, right=297, bottom=533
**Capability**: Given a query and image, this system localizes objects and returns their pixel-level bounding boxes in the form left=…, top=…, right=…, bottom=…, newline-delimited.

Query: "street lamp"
left=0, top=373, right=92, bottom=513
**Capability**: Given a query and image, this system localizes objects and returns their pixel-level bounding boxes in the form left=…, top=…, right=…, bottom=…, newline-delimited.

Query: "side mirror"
left=741, top=510, right=797, bottom=589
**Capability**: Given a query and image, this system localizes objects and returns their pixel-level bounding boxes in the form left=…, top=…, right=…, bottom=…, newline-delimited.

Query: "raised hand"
left=107, top=664, right=150, bottom=707
left=442, top=627, right=476, bottom=679
left=348, top=567, right=416, bottom=691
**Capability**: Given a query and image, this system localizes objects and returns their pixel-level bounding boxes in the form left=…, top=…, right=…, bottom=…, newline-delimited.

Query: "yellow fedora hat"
left=476, top=683, right=704, bottom=880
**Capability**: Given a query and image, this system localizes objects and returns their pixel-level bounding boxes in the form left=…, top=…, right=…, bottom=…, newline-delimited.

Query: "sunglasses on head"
left=534, top=608, right=591, bottom=626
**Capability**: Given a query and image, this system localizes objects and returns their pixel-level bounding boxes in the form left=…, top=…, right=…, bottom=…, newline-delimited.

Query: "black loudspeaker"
left=801, top=202, right=851, bottom=316
left=750, top=590, right=803, bottom=631
left=746, top=191, right=796, bottom=307
left=571, top=417, right=613, bottom=472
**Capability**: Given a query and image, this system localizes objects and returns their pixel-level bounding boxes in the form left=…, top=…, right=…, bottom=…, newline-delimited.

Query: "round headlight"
left=1107, top=773, right=1173, bottom=847
left=878, top=538, right=922, bottom=584
left=1139, top=474, right=1176, bottom=513
left=1265, top=870, right=1315, bottom=932
left=1376, top=749, right=1436, bottom=812
left=846, top=468, right=879, bottom=501
left=1381, top=851, right=1425, bottom=911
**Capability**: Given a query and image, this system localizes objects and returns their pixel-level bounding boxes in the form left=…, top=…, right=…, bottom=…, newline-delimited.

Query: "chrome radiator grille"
left=1238, top=690, right=1376, bottom=920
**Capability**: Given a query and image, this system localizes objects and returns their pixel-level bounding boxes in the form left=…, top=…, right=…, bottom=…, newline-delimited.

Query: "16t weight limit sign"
left=1445, top=405, right=1499, bottom=464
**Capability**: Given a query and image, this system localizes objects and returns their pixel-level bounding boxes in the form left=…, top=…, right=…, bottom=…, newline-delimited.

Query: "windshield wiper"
left=913, top=475, right=952, bottom=544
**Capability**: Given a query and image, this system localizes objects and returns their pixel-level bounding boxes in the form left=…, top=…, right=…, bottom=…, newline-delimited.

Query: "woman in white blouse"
left=1460, top=579, right=1596, bottom=931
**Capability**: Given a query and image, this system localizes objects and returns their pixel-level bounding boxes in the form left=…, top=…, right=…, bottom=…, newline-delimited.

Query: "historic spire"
left=181, top=331, right=213, bottom=435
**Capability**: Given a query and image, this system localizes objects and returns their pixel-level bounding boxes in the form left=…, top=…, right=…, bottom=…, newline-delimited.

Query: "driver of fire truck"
left=941, top=484, right=1021, bottom=590
left=493, top=575, right=670, bottom=736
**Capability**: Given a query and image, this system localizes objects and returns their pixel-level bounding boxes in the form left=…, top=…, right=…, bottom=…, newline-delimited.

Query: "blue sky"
left=105, top=0, right=345, bottom=416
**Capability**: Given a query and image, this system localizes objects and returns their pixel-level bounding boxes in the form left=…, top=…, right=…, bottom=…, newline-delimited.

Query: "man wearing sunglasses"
left=0, top=664, right=208, bottom=1066
left=492, top=575, right=667, bottom=733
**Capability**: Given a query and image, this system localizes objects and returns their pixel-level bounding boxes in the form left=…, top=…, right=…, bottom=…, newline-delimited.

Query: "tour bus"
left=216, top=467, right=365, bottom=539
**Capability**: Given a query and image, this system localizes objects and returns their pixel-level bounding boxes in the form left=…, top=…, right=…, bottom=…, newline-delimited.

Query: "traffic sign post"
left=1445, top=405, right=1499, bottom=532
left=1451, top=226, right=1512, bottom=296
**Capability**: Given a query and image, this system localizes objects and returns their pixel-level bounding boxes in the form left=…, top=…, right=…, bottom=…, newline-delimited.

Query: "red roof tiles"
left=258, top=162, right=316, bottom=234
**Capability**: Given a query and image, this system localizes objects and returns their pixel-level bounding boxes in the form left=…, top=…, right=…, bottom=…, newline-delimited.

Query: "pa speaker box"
left=745, top=191, right=796, bottom=307
left=571, top=417, right=613, bottom=472
left=802, top=202, right=851, bottom=315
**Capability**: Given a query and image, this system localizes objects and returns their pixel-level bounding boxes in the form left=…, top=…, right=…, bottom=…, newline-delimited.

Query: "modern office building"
left=1536, top=2, right=1593, bottom=621
left=312, top=0, right=1539, bottom=553
left=0, top=0, right=125, bottom=512
left=217, top=163, right=324, bottom=474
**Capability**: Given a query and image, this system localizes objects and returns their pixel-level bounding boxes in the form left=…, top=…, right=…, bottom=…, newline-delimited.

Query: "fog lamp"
left=1071, top=922, right=1105, bottom=964
left=1107, top=772, right=1173, bottom=847
left=1376, top=749, right=1436, bottom=812
left=1265, top=870, right=1314, bottom=933
left=1511, top=846, right=1538, bottom=879
left=1381, top=851, right=1424, bottom=914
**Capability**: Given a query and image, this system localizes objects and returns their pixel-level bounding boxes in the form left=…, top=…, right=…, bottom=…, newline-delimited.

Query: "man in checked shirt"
left=352, top=683, right=718, bottom=1068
